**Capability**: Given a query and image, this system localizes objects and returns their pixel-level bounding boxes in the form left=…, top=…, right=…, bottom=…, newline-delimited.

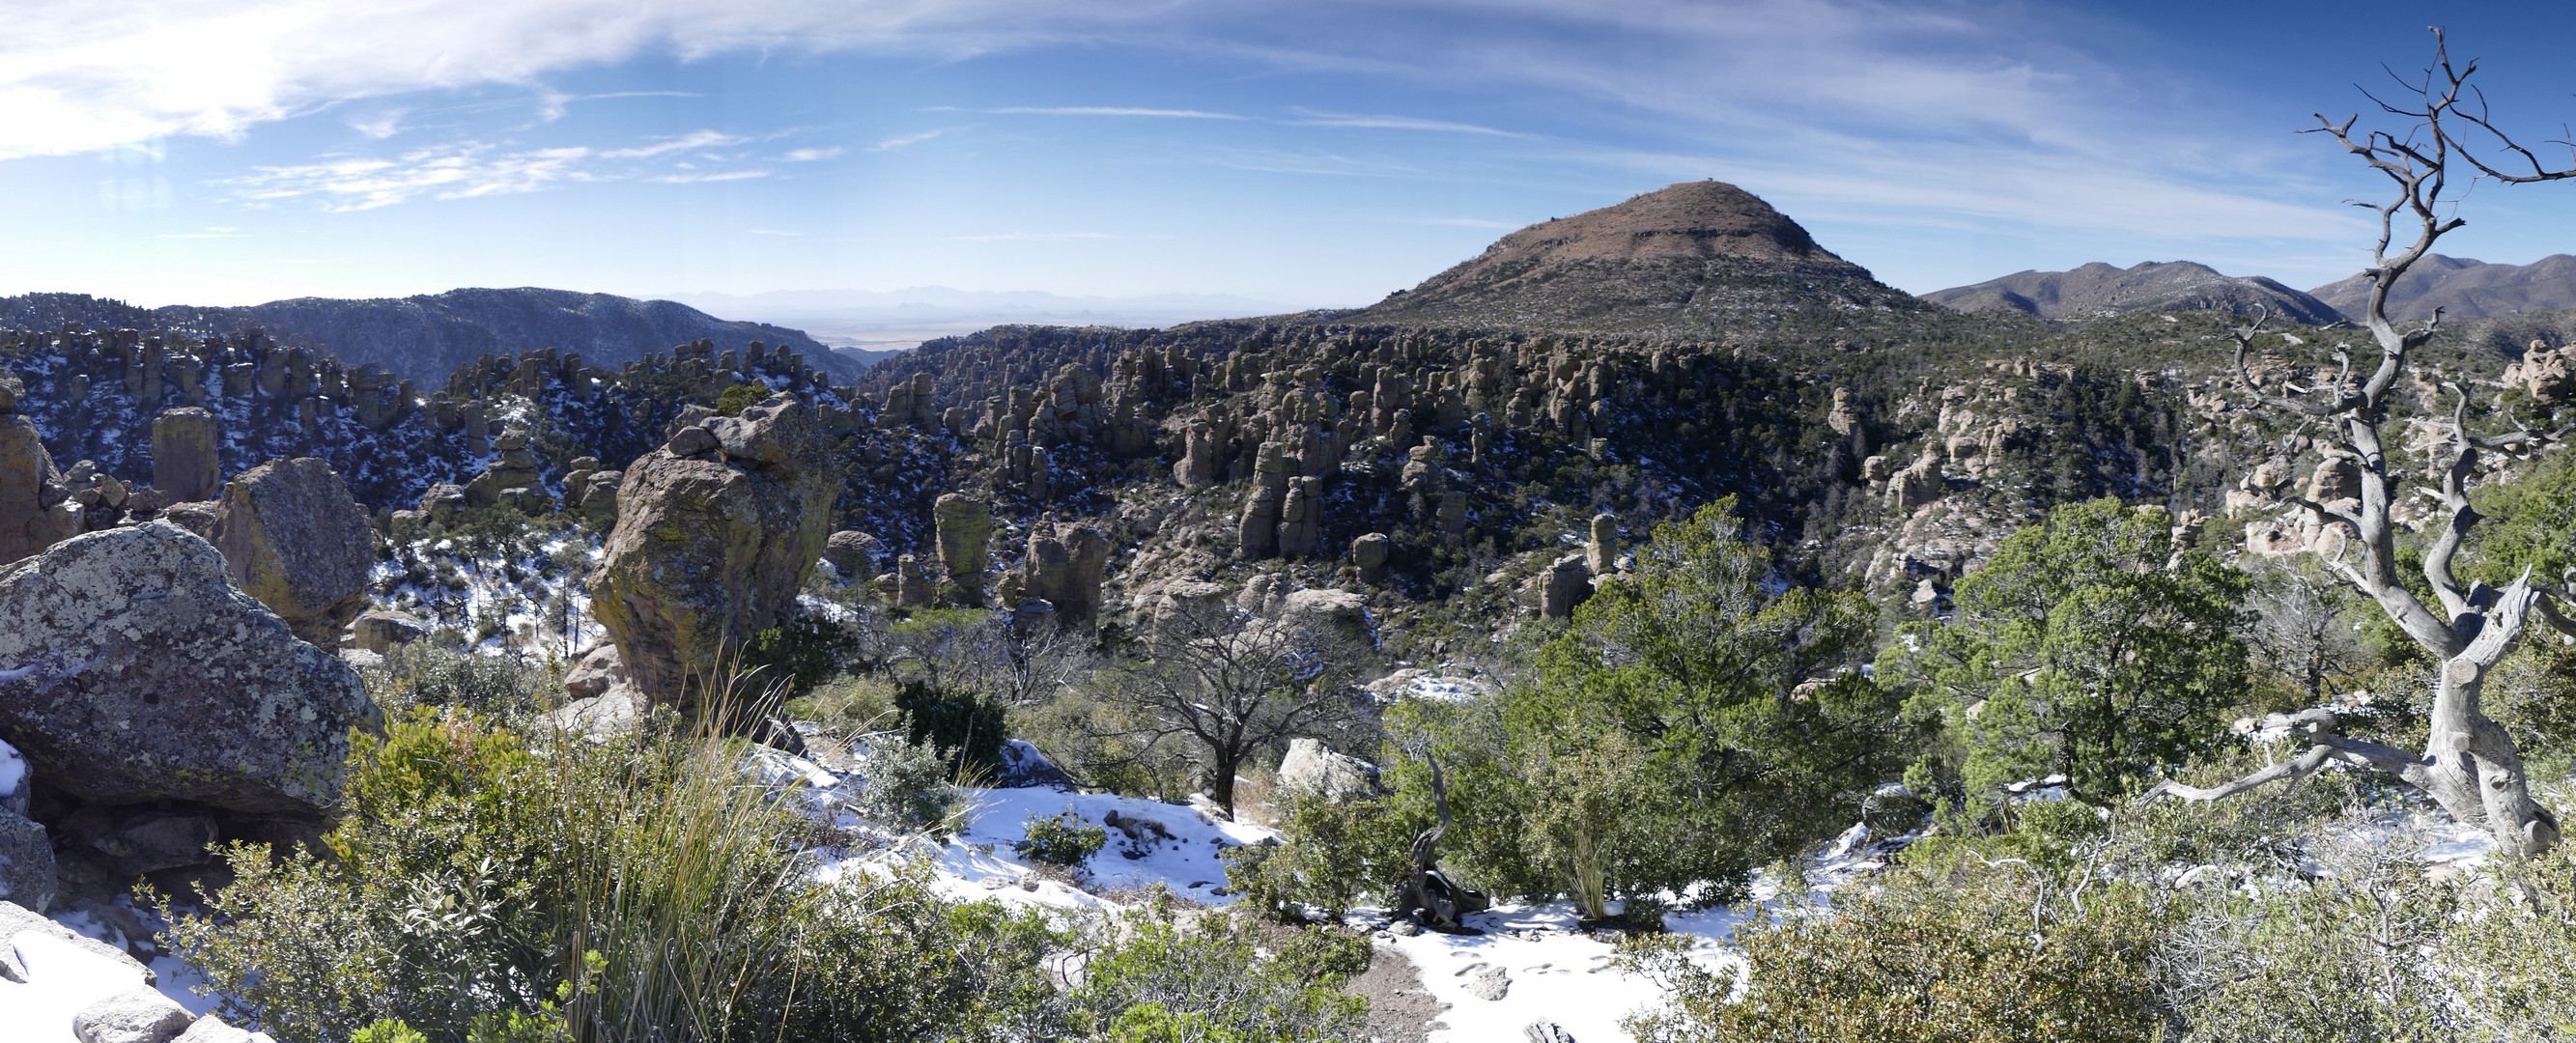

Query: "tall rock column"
left=0, top=371, right=65, bottom=566
left=150, top=407, right=223, bottom=503
left=1586, top=513, right=1618, bottom=576
left=934, top=493, right=995, bottom=607
left=589, top=394, right=837, bottom=709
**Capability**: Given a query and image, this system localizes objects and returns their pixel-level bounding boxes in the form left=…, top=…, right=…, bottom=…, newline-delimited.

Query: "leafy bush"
left=1015, top=808, right=1107, bottom=866
left=155, top=708, right=1060, bottom=1042
left=1225, top=791, right=1414, bottom=922
left=364, top=643, right=551, bottom=720
left=895, top=680, right=1006, bottom=775
left=742, top=616, right=863, bottom=699
left=857, top=733, right=962, bottom=833
left=1619, top=849, right=2172, bottom=1043
left=1063, top=908, right=1370, bottom=1042
left=714, top=382, right=766, bottom=416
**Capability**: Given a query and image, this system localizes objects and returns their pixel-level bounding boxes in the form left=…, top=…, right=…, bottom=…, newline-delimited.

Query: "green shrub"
left=895, top=680, right=1005, bottom=775
left=1619, top=850, right=2172, bottom=1043
left=366, top=643, right=550, bottom=719
left=155, top=708, right=1059, bottom=1042
left=1224, top=791, right=1413, bottom=922
left=857, top=733, right=962, bottom=833
left=714, top=383, right=765, bottom=416
left=1015, top=808, right=1107, bottom=866
left=1064, top=909, right=1370, bottom=1042
left=742, top=616, right=863, bottom=699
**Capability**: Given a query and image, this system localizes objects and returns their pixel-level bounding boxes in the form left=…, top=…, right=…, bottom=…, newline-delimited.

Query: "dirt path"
left=1348, top=943, right=1448, bottom=1043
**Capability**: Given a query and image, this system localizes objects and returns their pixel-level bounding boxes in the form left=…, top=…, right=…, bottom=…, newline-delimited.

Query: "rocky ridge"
left=1924, top=261, right=2343, bottom=324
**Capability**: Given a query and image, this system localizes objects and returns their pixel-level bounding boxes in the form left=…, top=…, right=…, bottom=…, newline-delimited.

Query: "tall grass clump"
left=156, top=700, right=1060, bottom=1042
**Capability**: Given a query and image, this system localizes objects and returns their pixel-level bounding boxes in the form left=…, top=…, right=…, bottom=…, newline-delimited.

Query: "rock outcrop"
left=822, top=529, right=881, bottom=579
left=1540, top=552, right=1592, bottom=618
left=0, top=372, right=65, bottom=566
left=1007, top=522, right=1110, bottom=628
left=148, top=408, right=221, bottom=503
left=934, top=493, right=995, bottom=606
left=209, top=458, right=376, bottom=648
left=588, top=394, right=836, bottom=708
left=0, top=522, right=379, bottom=818
left=1351, top=532, right=1390, bottom=583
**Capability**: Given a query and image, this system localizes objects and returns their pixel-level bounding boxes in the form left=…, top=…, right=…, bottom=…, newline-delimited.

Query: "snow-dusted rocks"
left=68, top=987, right=193, bottom=1043
left=589, top=394, right=836, bottom=708
left=0, top=522, right=379, bottom=818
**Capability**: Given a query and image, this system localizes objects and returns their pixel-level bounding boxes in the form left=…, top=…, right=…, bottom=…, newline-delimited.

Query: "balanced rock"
left=1278, top=477, right=1321, bottom=558
left=1010, top=522, right=1110, bottom=627
left=210, top=458, right=376, bottom=648
left=0, top=522, right=378, bottom=817
left=1351, top=532, right=1390, bottom=583
left=934, top=493, right=994, bottom=606
left=589, top=394, right=836, bottom=709
left=149, top=408, right=222, bottom=503
left=822, top=529, right=881, bottom=578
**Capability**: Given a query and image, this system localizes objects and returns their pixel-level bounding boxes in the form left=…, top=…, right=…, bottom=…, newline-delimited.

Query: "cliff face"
left=1923, top=261, right=2343, bottom=324
left=1351, top=181, right=1928, bottom=333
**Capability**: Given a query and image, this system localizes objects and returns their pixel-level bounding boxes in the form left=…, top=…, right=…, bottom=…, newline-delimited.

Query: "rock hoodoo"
left=148, top=407, right=221, bottom=503
left=1005, top=521, right=1111, bottom=628
left=934, top=493, right=995, bottom=606
left=588, top=393, right=837, bottom=708
left=209, top=457, right=377, bottom=648
left=0, top=522, right=379, bottom=818
left=0, top=371, right=66, bottom=567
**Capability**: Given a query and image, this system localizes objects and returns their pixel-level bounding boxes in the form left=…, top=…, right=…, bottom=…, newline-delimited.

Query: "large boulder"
left=210, top=458, right=376, bottom=648
left=0, top=522, right=379, bottom=818
left=822, top=529, right=880, bottom=578
left=148, top=409, right=222, bottom=503
left=588, top=394, right=835, bottom=709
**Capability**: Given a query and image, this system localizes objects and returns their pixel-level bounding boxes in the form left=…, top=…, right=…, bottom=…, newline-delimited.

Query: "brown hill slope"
left=1350, top=181, right=1927, bottom=333
left=2308, top=253, right=2576, bottom=322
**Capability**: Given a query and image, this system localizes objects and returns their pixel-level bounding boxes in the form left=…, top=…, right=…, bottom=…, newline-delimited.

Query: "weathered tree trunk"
left=2145, top=34, right=2576, bottom=856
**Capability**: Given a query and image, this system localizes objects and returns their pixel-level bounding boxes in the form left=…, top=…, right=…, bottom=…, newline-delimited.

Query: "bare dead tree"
left=1108, top=596, right=1368, bottom=814
left=2143, top=30, right=2576, bottom=857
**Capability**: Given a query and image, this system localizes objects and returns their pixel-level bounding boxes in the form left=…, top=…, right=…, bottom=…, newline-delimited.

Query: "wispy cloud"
left=1286, top=107, right=1522, bottom=136
left=651, top=169, right=770, bottom=183
left=990, top=106, right=1242, bottom=120
left=226, top=143, right=593, bottom=211
left=601, top=129, right=746, bottom=159
left=865, top=131, right=939, bottom=152
left=951, top=231, right=1118, bottom=241
left=783, top=145, right=847, bottom=160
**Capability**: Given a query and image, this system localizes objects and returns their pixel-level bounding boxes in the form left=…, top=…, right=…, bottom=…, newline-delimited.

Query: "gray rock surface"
left=209, top=458, right=376, bottom=648
left=0, top=522, right=379, bottom=817
left=0, top=808, right=55, bottom=913
left=1468, top=965, right=1511, bottom=1001
left=71, top=986, right=195, bottom=1043
left=173, top=1015, right=261, bottom=1042
left=1277, top=738, right=1378, bottom=803
left=0, top=899, right=150, bottom=984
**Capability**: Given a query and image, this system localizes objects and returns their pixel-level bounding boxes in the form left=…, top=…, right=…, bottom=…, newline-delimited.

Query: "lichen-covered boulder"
left=589, top=394, right=835, bottom=709
left=210, top=458, right=376, bottom=648
left=148, top=409, right=221, bottom=503
left=0, top=806, right=54, bottom=914
left=822, top=530, right=880, bottom=578
left=0, top=522, right=379, bottom=818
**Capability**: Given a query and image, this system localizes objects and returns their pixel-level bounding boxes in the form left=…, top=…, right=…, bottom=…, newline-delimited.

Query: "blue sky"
left=9, top=1, right=2576, bottom=310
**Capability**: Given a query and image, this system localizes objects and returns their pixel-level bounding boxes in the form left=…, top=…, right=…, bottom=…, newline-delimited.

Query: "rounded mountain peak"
left=1471, top=180, right=1840, bottom=267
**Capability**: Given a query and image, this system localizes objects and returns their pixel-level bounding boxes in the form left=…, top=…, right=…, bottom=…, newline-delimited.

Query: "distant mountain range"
left=1926, top=254, right=2576, bottom=326
left=2306, top=254, right=2576, bottom=322
left=663, top=288, right=1310, bottom=352
left=1, top=288, right=871, bottom=382
left=1921, top=261, right=2342, bottom=325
